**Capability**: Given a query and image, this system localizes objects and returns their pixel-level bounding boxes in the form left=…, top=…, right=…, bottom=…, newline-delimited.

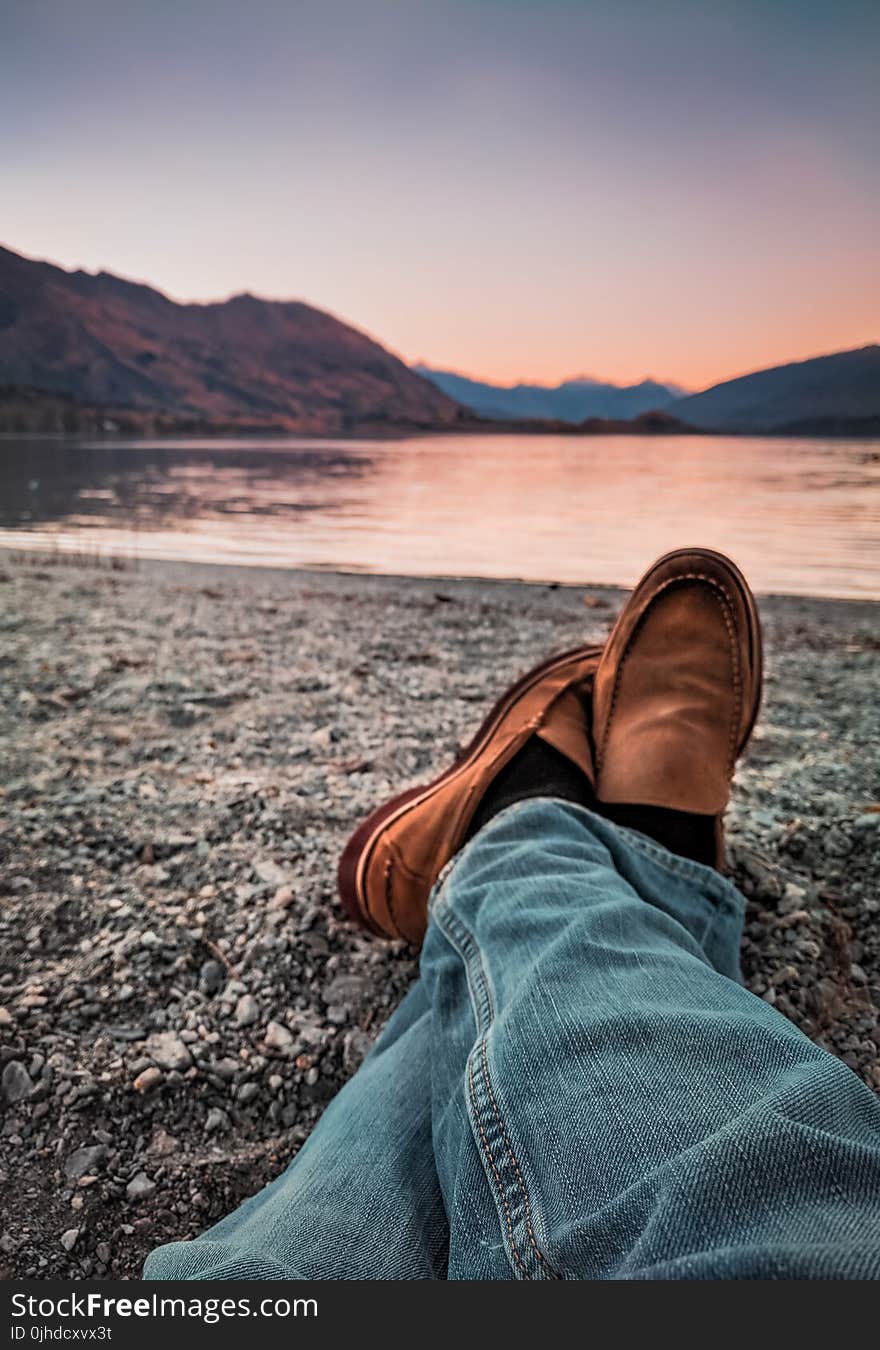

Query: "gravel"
left=0, top=552, right=878, bottom=1279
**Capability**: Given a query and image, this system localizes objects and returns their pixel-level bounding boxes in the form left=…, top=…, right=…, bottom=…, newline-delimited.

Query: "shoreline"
left=1, top=553, right=878, bottom=1278
left=1, top=542, right=878, bottom=608
left=3, top=417, right=880, bottom=442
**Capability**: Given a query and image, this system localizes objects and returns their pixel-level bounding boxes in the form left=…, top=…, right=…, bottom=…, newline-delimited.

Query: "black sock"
left=466, top=738, right=717, bottom=867
left=465, top=737, right=594, bottom=842
left=596, top=802, right=717, bottom=867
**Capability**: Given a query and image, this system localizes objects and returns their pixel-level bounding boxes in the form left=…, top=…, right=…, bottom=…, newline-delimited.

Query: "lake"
left=0, top=432, right=878, bottom=598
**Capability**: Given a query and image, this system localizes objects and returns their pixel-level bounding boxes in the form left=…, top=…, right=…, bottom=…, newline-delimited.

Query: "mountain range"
left=0, top=245, right=462, bottom=434
left=0, top=244, right=877, bottom=436
left=420, top=349, right=880, bottom=434
left=669, top=345, right=880, bottom=433
left=414, top=367, right=686, bottom=422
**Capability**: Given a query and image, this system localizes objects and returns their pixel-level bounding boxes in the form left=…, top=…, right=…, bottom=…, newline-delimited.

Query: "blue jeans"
left=145, top=801, right=880, bottom=1280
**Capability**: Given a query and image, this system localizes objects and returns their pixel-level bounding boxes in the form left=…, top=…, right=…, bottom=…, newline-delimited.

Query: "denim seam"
left=465, top=1054, right=530, bottom=1279
left=435, top=901, right=495, bottom=1029
left=477, top=1038, right=559, bottom=1280
left=434, top=888, right=559, bottom=1281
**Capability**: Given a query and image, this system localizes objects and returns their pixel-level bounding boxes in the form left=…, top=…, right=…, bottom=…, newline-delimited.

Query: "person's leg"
left=423, top=797, right=880, bottom=1280
left=144, top=982, right=448, bottom=1279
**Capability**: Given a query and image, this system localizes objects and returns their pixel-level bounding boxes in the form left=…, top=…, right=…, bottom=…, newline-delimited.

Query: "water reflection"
left=0, top=433, right=877, bottom=598
left=0, top=439, right=372, bottom=527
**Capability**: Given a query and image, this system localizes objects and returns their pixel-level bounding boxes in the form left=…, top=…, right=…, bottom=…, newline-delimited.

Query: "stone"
left=269, top=884, right=295, bottom=911
left=126, top=1172, right=156, bottom=1202
left=198, top=959, right=225, bottom=995
left=148, top=1127, right=178, bottom=1156
left=146, top=1031, right=192, bottom=1072
left=321, top=974, right=368, bottom=1007
left=205, top=1107, right=229, bottom=1134
left=254, top=860, right=287, bottom=887
left=769, top=965, right=800, bottom=987
left=264, top=1021, right=294, bottom=1053
left=234, top=994, right=259, bottom=1026
left=60, top=1229, right=79, bottom=1252
left=133, top=1066, right=163, bottom=1093
left=64, top=1145, right=107, bottom=1180
left=823, top=828, right=852, bottom=858
left=343, top=1028, right=374, bottom=1073
left=211, top=1057, right=241, bottom=1081
left=1, top=1060, right=33, bottom=1104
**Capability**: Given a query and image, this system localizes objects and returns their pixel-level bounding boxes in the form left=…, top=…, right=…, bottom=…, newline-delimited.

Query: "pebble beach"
left=1, top=552, right=878, bottom=1279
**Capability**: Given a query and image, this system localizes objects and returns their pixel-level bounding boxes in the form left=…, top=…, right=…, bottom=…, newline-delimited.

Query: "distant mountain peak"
left=415, top=365, right=688, bottom=423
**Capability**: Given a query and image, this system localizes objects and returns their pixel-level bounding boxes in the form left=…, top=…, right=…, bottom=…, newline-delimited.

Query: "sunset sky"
left=4, top=0, right=878, bottom=391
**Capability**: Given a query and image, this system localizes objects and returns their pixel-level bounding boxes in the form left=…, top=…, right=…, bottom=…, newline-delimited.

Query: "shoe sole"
left=337, top=641, right=603, bottom=935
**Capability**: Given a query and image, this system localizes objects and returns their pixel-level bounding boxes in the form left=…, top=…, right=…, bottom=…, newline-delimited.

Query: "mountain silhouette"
left=670, top=345, right=880, bottom=432
left=416, top=365, right=685, bottom=422
left=0, top=245, right=462, bottom=434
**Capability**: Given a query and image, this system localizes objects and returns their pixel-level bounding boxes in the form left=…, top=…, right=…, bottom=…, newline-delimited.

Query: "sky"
left=3, top=0, right=878, bottom=391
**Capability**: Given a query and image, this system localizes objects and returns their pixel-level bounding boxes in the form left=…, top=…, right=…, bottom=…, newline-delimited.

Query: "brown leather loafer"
left=592, top=548, right=762, bottom=864
left=338, top=643, right=602, bottom=944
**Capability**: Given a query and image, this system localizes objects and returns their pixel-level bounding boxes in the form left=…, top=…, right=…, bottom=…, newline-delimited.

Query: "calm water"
left=0, top=433, right=878, bottom=598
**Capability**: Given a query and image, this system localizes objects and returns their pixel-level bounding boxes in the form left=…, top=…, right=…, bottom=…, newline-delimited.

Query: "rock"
left=95, top=1242, right=111, bottom=1265
left=205, top=1107, right=229, bottom=1134
left=107, top=1025, right=146, bottom=1043
left=60, top=1228, right=79, bottom=1252
left=133, top=1066, right=163, bottom=1093
left=264, top=1021, right=294, bottom=1053
left=343, top=1029, right=374, bottom=1073
left=148, top=1127, right=178, bottom=1156
left=198, top=959, right=225, bottom=995
left=236, top=1082, right=259, bottom=1104
left=64, top=1145, right=107, bottom=1180
left=823, top=828, right=852, bottom=858
left=146, top=1031, right=193, bottom=1072
left=0, top=1007, right=13, bottom=1028
left=254, top=860, right=287, bottom=887
left=321, top=975, right=369, bottom=1007
left=769, top=965, right=800, bottom=987
left=211, top=1057, right=241, bottom=1081
left=126, top=1172, right=156, bottom=1202
left=1, top=1060, right=34, bottom=1104
left=234, top=994, right=259, bottom=1026
left=781, top=882, right=807, bottom=911
left=269, top=884, right=295, bottom=911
